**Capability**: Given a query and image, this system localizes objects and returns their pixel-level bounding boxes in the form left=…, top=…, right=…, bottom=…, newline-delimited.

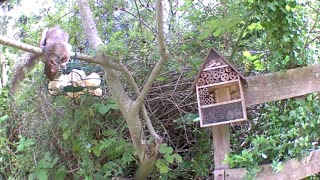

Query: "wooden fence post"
left=213, top=87, right=231, bottom=179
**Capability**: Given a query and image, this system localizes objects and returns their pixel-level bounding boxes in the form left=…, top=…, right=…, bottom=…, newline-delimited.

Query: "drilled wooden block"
left=197, top=78, right=206, bottom=86
left=206, top=75, right=215, bottom=85
left=229, top=71, right=238, bottom=80
left=207, top=70, right=214, bottom=76
left=219, top=67, right=226, bottom=74
left=225, top=66, right=232, bottom=73
left=221, top=73, right=230, bottom=82
left=200, top=71, right=208, bottom=78
left=213, top=70, right=221, bottom=80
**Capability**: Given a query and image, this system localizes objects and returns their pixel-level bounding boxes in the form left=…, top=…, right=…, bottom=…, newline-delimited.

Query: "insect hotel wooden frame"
left=191, top=48, right=320, bottom=180
left=193, top=48, right=247, bottom=127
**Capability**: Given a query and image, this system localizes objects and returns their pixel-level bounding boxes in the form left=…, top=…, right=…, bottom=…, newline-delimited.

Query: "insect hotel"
left=193, top=49, right=247, bottom=127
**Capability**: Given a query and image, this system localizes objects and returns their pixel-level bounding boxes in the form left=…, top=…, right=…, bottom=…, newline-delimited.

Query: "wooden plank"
left=238, top=77, right=247, bottom=121
left=225, top=149, right=320, bottom=180
left=196, top=85, right=204, bottom=127
left=201, top=118, right=246, bottom=127
left=200, top=99, right=241, bottom=108
left=215, top=169, right=225, bottom=180
left=213, top=87, right=231, bottom=171
left=245, top=64, right=320, bottom=106
left=197, top=79, right=238, bottom=89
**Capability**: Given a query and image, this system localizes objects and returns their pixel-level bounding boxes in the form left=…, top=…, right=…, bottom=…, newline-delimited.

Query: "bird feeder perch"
left=192, top=48, right=247, bottom=127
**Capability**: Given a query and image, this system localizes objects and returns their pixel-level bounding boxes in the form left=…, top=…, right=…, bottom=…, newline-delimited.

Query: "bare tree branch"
left=134, top=0, right=169, bottom=109
left=78, top=0, right=151, bottom=161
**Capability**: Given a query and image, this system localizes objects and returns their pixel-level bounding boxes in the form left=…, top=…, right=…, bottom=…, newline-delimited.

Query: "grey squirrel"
left=11, top=27, right=72, bottom=94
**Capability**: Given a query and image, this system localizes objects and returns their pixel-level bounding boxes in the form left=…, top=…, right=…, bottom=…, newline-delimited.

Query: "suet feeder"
left=192, top=49, right=247, bottom=127
left=48, top=69, right=103, bottom=98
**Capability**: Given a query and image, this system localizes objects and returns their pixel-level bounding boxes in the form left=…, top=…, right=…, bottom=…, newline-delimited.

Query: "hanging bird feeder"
left=48, top=62, right=103, bottom=98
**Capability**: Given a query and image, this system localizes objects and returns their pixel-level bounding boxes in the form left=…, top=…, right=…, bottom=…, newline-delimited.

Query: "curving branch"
left=0, top=35, right=93, bottom=62
left=134, top=0, right=169, bottom=109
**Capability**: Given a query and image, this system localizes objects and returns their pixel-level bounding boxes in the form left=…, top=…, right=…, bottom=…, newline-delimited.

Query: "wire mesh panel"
left=201, top=101, right=244, bottom=126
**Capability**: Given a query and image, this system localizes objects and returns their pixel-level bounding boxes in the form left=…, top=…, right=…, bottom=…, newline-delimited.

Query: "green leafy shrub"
left=226, top=93, right=320, bottom=178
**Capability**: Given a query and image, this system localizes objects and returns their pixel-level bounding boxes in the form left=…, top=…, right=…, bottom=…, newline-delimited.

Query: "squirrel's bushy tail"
left=11, top=53, right=41, bottom=94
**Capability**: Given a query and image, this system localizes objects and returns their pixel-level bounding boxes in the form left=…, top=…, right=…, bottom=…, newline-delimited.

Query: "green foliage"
left=155, top=143, right=182, bottom=179
left=170, top=113, right=212, bottom=178
left=2, top=0, right=320, bottom=179
left=244, top=0, right=309, bottom=71
left=0, top=88, right=8, bottom=113
left=226, top=93, right=320, bottom=178
left=93, top=97, right=119, bottom=115
left=29, top=152, right=65, bottom=180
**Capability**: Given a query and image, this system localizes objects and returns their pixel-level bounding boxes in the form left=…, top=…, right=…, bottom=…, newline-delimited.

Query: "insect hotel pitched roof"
left=192, top=48, right=246, bottom=91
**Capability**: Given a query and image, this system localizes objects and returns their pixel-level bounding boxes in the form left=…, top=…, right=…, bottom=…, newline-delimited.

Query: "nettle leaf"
left=92, top=145, right=102, bottom=157
left=159, top=144, right=173, bottom=154
left=166, top=147, right=173, bottom=154
left=36, top=169, right=48, bottom=180
left=159, top=144, right=168, bottom=154
left=156, top=159, right=169, bottom=174
left=16, top=136, right=35, bottom=152
left=165, top=154, right=174, bottom=163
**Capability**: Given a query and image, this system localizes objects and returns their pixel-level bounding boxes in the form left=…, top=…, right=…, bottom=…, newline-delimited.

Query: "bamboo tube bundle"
left=204, top=90, right=209, bottom=96
left=198, top=88, right=206, bottom=95
left=200, top=97, right=210, bottom=106
left=229, top=71, right=238, bottom=80
left=200, top=99, right=205, bottom=106
left=225, top=66, right=232, bottom=73
left=205, top=75, right=215, bottom=85
left=197, top=78, right=206, bottom=86
left=198, top=87, right=208, bottom=95
left=205, top=99, right=212, bottom=105
left=212, top=70, right=220, bottom=80
left=209, top=94, right=215, bottom=103
left=202, top=87, right=208, bottom=92
left=220, top=73, right=230, bottom=82
left=219, top=67, right=225, bottom=74
left=207, top=98, right=214, bottom=105
left=199, top=94, right=206, bottom=100
left=199, top=94, right=207, bottom=100
left=200, top=71, right=208, bottom=78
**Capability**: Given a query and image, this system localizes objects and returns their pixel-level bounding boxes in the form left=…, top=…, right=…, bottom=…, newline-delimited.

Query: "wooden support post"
left=213, top=87, right=231, bottom=179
